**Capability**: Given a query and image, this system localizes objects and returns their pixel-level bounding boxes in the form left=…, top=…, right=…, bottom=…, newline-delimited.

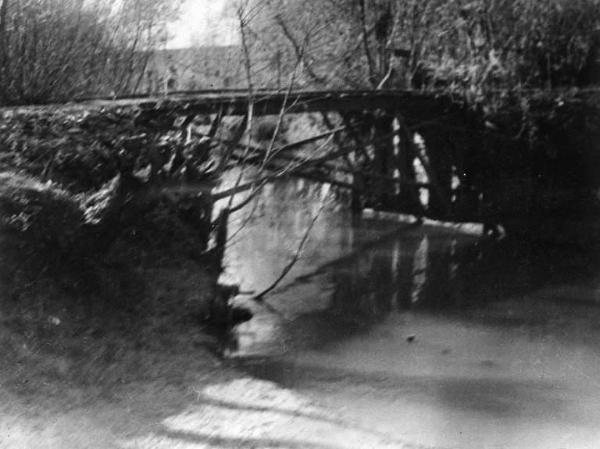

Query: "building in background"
left=140, top=46, right=245, bottom=93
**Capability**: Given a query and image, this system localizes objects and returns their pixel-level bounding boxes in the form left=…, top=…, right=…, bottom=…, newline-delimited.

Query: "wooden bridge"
left=3, top=88, right=510, bottom=228
left=83, top=88, right=477, bottom=223
left=76, top=89, right=453, bottom=117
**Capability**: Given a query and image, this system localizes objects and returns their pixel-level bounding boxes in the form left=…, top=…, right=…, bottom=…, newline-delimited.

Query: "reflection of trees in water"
left=326, top=233, right=489, bottom=323
left=410, top=236, right=429, bottom=306
left=327, top=236, right=411, bottom=324
left=329, top=263, right=392, bottom=326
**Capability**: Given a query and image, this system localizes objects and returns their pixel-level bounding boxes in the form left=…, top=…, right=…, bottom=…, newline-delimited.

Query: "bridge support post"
left=372, top=112, right=396, bottom=211
left=395, top=115, right=426, bottom=217
left=410, top=128, right=453, bottom=220
left=339, top=112, right=369, bottom=217
left=370, top=112, right=426, bottom=215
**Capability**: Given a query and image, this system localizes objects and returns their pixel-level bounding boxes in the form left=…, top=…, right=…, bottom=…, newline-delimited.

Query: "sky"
left=168, top=0, right=240, bottom=48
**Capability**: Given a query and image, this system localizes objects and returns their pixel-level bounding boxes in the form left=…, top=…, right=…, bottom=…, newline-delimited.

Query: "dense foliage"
left=245, top=0, right=600, bottom=95
left=0, top=104, right=222, bottom=267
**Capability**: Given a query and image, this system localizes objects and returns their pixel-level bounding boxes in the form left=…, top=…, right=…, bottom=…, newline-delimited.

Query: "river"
left=218, top=177, right=600, bottom=449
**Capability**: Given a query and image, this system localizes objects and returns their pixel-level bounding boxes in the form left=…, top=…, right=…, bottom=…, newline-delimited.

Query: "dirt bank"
left=0, top=258, right=418, bottom=449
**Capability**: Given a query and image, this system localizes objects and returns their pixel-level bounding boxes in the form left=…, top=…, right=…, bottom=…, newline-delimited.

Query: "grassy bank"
left=0, top=103, right=228, bottom=409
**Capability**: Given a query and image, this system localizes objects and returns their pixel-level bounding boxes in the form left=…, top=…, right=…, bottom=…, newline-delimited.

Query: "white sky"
left=168, top=0, right=239, bottom=48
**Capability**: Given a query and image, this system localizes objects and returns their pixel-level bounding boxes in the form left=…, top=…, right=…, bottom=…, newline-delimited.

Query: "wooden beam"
left=43, top=90, right=456, bottom=120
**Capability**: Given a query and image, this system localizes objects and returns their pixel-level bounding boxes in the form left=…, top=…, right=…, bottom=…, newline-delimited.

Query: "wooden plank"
left=1, top=90, right=453, bottom=119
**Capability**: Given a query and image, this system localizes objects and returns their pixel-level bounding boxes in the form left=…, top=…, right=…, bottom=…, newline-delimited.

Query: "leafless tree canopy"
left=0, top=0, right=180, bottom=104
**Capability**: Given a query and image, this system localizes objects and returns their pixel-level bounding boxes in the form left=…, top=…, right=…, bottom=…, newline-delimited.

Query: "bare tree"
left=0, top=0, right=181, bottom=105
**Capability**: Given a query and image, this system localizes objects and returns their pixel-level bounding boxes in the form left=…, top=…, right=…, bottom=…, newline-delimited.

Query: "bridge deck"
left=1, top=89, right=456, bottom=119
left=2, top=87, right=596, bottom=118
left=129, top=89, right=452, bottom=116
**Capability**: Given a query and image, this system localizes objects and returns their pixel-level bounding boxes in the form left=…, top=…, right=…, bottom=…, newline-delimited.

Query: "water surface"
left=222, top=179, right=600, bottom=449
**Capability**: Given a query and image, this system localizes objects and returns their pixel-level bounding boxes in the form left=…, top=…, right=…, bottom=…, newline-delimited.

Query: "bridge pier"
left=421, top=130, right=453, bottom=219
left=372, top=112, right=397, bottom=211
left=395, top=115, right=427, bottom=217
left=361, top=112, right=425, bottom=216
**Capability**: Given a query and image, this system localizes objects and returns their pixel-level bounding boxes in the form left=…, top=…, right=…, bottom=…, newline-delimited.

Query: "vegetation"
left=245, top=0, right=600, bottom=95
left=0, top=0, right=180, bottom=105
left=0, top=104, right=226, bottom=331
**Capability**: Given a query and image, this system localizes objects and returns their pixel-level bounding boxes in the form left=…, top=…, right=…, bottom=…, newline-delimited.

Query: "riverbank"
left=0, top=233, right=215, bottom=446
left=0, top=256, right=418, bottom=449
